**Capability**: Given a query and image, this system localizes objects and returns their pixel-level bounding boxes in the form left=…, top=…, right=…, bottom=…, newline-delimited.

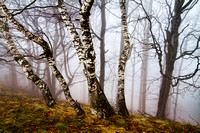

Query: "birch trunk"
left=117, top=0, right=131, bottom=117
left=0, top=18, right=55, bottom=107
left=57, top=0, right=115, bottom=118
left=119, top=0, right=129, bottom=57
left=0, top=0, right=84, bottom=115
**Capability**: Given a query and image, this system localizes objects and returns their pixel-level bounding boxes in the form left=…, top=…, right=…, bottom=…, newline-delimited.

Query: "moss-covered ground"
left=0, top=85, right=199, bottom=132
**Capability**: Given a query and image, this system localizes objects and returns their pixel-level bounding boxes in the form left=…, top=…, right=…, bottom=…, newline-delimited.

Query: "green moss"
left=118, top=119, right=126, bottom=127
left=56, top=123, right=67, bottom=131
left=0, top=86, right=199, bottom=133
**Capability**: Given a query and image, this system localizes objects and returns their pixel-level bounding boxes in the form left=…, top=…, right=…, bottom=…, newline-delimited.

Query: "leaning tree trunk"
left=57, top=0, right=115, bottom=118
left=0, top=17, right=55, bottom=107
left=117, top=0, right=131, bottom=117
left=156, top=0, right=181, bottom=119
left=0, top=0, right=84, bottom=115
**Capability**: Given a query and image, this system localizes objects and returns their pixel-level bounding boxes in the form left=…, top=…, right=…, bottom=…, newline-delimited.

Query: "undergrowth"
left=0, top=86, right=199, bottom=132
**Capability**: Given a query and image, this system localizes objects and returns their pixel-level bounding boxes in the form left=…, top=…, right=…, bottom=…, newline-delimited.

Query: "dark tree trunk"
left=156, top=0, right=182, bottom=119
left=99, top=0, right=106, bottom=91
left=156, top=73, right=173, bottom=118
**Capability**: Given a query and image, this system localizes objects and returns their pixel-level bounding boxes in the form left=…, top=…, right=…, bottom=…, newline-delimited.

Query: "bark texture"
left=57, top=0, right=115, bottom=118
left=0, top=17, right=55, bottom=107
left=156, top=0, right=182, bottom=119
left=117, top=0, right=131, bottom=117
left=0, top=0, right=84, bottom=115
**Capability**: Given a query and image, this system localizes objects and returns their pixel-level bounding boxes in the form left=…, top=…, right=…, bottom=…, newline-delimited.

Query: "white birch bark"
left=117, top=0, right=131, bottom=117
left=0, top=16, right=55, bottom=107
left=0, top=0, right=84, bottom=115
left=57, top=0, right=115, bottom=118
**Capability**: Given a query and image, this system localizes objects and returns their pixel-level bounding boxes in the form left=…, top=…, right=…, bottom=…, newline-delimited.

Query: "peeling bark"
left=0, top=0, right=84, bottom=115
left=80, top=0, right=115, bottom=118
left=57, top=0, right=115, bottom=118
left=117, top=0, right=131, bottom=117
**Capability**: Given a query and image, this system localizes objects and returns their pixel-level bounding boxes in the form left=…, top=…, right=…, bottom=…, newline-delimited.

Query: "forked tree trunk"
left=0, top=1, right=84, bottom=115
left=117, top=0, right=131, bottom=117
left=156, top=0, right=181, bottom=119
left=57, top=0, right=115, bottom=118
left=0, top=18, right=55, bottom=107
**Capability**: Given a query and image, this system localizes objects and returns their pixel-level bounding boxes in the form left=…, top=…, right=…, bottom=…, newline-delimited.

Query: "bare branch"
left=178, top=24, right=189, bottom=36
left=13, top=0, right=37, bottom=16
left=135, top=0, right=164, bottom=76
left=165, top=0, right=173, bottom=18
left=177, top=35, right=200, bottom=60
left=181, top=0, right=198, bottom=13
left=181, top=79, right=200, bottom=89
left=0, top=57, right=14, bottom=62
left=172, top=56, right=200, bottom=86
left=90, top=27, right=101, bottom=40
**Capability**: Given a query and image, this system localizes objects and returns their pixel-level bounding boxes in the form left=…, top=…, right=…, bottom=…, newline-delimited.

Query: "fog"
left=0, top=0, right=199, bottom=126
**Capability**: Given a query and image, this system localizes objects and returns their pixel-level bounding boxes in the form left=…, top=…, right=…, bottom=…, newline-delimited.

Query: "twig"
left=13, top=0, right=37, bottom=16
left=189, top=115, right=200, bottom=126
left=137, top=110, right=154, bottom=118
left=0, top=57, right=14, bottom=62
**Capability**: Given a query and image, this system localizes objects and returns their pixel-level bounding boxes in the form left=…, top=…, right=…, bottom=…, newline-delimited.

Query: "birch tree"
left=117, top=0, right=132, bottom=117
left=57, top=0, right=115, bottom=118
left=0, top=0, right=140, bottom=119
left=0, top=0, right=84, bottom=115
left=0, top=13, right=55, bottom=107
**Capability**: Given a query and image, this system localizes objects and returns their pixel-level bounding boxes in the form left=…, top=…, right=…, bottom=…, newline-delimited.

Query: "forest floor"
left=0, top=86, right=199, bottom=133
